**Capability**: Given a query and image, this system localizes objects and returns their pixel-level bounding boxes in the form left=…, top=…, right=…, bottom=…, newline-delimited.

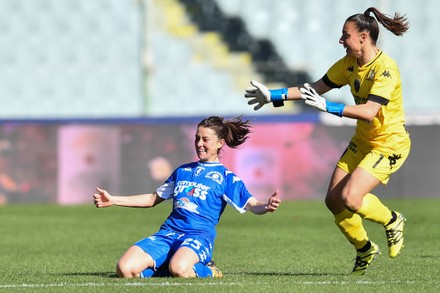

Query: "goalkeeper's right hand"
left=244, top=81, right=287, bottom=110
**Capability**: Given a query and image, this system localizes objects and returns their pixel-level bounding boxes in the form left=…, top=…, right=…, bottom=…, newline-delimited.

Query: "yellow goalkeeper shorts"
left=337, top=135, right=411, bottom=184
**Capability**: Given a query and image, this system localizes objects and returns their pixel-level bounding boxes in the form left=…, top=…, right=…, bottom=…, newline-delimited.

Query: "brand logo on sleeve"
left=381, top=70, right=391, bottom=78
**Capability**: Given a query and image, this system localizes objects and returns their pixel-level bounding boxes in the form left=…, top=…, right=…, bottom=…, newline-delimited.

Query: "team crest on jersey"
left=354, top=79, right=360, bottom=92
left=194, top=166, right=205, bottom=176
left=346, top=66, right=354, bottom=72
left=367, top=69, right=376, bottom=81
left=205, top=171, right=223, bottom=184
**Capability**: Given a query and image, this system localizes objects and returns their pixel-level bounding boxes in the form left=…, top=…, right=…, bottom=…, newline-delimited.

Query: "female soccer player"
left=244, top=7, right=410, bottom=275
left=93, top=116, right=281, bottom=278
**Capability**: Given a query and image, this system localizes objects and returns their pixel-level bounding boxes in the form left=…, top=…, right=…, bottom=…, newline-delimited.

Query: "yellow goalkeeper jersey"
left=323, top=50, right=409, bottom=153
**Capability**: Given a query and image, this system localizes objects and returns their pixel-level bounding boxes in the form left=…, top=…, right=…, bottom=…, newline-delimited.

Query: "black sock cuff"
left=387, top=211, right=397, bottom=226
left=357, top=241, right=371, bottom=252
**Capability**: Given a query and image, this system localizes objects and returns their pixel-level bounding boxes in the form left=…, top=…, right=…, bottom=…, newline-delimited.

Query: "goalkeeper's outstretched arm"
left=244, top=79, right=331, bottom=110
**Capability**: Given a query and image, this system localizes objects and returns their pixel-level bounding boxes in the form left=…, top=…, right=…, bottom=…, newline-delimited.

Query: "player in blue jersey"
left=93, top=116, right=281, bottom=278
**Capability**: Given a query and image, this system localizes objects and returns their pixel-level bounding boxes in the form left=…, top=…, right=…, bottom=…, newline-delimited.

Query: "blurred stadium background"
left=0, top=0, right=439, bottom=204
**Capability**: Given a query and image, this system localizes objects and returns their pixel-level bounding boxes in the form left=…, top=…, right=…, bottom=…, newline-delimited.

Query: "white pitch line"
left=0, top=282, right=243, bottom=289
left=0, top=280, right=438, bottom=289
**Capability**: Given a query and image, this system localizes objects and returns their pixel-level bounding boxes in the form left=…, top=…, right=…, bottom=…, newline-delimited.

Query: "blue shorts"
left=134, top=229, right=214, bottom=269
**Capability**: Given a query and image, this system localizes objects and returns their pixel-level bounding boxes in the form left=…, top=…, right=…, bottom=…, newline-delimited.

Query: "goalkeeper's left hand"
left=300, top=83, right=345, bottom=117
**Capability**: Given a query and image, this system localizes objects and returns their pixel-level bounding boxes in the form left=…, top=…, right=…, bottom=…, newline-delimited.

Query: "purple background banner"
left=0, top=119, right=438, bottom=204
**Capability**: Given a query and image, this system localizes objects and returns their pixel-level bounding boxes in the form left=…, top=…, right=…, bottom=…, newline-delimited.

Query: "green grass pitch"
left=0, top=198, right=439, bottom=292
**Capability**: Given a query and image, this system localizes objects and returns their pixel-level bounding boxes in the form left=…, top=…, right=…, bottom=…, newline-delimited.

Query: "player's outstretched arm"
left=244, top=80, right=331, bottom=111
left=245, top=190, right=281, bottom=215
left=93, top=187, right=164, bottom=208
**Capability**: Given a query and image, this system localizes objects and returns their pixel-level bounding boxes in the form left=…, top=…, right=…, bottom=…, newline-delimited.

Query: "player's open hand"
left=244, top=80, right=271, bottom=110
left=266, top=190, right=281, bottom=212
left=300, top=83, right=327, bottom=112
left=93, top=187, right=113, bottom=208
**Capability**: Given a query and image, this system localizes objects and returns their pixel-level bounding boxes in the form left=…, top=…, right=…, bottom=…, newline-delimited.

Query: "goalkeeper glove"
left=245, top=81, right=287, bottom=110
left=300, top=83, right=345, bottom=117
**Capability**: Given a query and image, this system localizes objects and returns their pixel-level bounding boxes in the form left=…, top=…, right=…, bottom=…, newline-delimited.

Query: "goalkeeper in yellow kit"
left=244, top=7, right=410, bottom=275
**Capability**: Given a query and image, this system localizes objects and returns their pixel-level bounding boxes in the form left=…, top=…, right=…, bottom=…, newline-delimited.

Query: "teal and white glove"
left=300, top=83, right=345, bottom=117
left=245, top=80, right=287, bottom=110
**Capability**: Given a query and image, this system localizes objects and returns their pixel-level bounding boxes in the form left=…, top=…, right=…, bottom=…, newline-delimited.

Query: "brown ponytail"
left=347, top=7, right=409, bottom=44
left=197, top=115, right=251, bottom=149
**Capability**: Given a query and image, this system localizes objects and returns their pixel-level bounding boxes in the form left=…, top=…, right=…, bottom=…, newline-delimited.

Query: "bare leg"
left=168, top=247, right=199, bottom=278
left=325, top=166, right=381, bottom=213
left=116, top=245, right=155, bottom=278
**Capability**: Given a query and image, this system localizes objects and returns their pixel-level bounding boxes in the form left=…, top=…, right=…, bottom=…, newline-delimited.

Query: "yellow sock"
left=357, top=193, right=393, bottom=225
left=334, top=209, right=368, bottom=250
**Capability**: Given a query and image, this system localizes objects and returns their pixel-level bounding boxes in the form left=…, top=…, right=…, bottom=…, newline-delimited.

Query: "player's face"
left=339, top=21, right=364, bottom=58
left=194, top=126, right=225, bottom=162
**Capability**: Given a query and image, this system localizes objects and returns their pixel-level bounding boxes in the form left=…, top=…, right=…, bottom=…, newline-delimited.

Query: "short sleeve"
left=222, top=173, right=253, bottom=213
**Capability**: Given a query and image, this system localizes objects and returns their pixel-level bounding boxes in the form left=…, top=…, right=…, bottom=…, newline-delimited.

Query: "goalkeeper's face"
left=194, top=126, right=225, bottom=163
left=339, top=20, right=364, bottom=58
